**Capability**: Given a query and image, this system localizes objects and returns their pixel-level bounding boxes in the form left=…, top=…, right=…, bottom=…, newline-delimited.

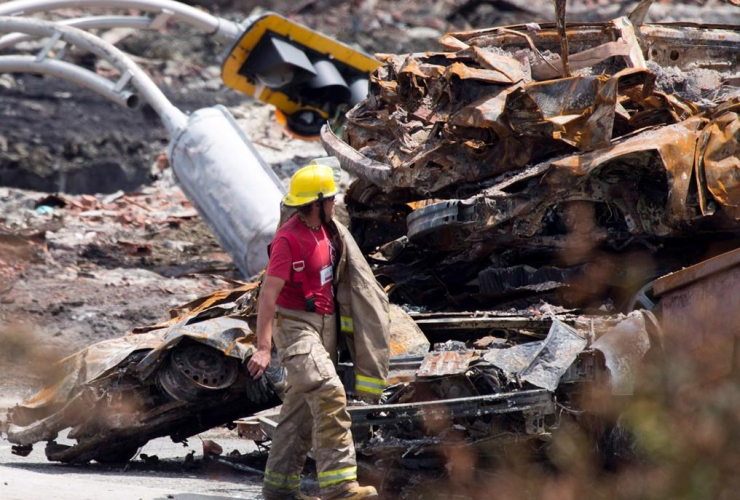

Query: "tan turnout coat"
left=332, top=221, right=390, bottom=401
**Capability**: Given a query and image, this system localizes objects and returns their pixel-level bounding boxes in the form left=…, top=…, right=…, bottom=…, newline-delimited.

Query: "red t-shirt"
left=266, top=215, right=336, bottom=315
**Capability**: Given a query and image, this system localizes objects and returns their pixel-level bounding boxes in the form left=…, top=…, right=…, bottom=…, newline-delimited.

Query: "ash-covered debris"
left=647, top=61, right=740, bottom=106
left=0, top=276, right=431, bottom=463
left=0, top=282, right=273, bottom=464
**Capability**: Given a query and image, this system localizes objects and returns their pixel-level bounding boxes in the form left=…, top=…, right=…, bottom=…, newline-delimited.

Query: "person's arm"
left=247, top=275, right=285, bottom=379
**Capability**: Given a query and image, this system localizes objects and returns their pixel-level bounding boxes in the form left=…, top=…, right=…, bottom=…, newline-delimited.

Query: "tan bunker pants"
left=263, top=306, right=358, bottom=498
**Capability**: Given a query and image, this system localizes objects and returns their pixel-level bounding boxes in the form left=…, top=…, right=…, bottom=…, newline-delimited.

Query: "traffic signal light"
left=222, top=13, right=381, bottom=139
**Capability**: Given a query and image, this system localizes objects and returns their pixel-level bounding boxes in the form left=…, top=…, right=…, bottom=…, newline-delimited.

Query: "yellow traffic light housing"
left=222, top=13, right=381, bottom=139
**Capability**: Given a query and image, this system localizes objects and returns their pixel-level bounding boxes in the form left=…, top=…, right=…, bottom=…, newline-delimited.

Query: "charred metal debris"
left=1, top=264, right=658, bottom=463
left=312, top=2, right=739, bottom=456
left=4, top=3, right=740, bottom=465
left=2, top=284, right=283, bottom=463
left=323, top=5, right=740, bottom=312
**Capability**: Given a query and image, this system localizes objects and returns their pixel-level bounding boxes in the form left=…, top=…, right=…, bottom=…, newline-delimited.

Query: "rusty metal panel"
left=658, top=249, right=740, bottom=383
left=696, top=107, right=740, bottom=217
left=654, top=246, right=740, bottom=296
left=135, top=317, right=256, bottom=381
left=20, top=331, right=166, bottom=410
left=389, top=303, right=430, bottom=357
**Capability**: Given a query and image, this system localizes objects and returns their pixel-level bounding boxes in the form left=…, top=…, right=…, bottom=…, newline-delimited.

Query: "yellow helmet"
left=282, top=162, right=339, bottom=207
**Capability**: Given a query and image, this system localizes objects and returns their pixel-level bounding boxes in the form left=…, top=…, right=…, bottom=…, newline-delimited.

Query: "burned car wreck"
left=239, top=309, right=658, bottom=463
left=3, top=1, right=740, bottom=472
left=1, top=277, right=656, bottom=464
left=322, top=3, right=740, bottom=312
left=1, top=283, right=281, bottom=463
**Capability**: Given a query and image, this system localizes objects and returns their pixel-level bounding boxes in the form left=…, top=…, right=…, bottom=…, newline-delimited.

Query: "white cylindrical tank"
left=168, top=105, right=286, bottom=277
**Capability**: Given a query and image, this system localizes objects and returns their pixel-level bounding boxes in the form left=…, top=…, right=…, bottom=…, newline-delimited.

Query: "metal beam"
left=0, top=15, right=154, bottom=51
left=0, top=0, right=240, bottom=43
left=413, top=315, right=554, bottom=333
left=349, top=389, right=555, bottom=427
left=0, top=55, right=138, bottom=108
left=0, top=16, right=187, bottom=134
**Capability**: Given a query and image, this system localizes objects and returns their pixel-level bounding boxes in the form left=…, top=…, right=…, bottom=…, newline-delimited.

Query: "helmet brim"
left=282, top=188, right=339, bottom=207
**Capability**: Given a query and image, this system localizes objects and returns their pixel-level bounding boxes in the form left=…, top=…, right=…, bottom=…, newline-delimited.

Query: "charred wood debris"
left=3, top=0, right=740, bottom=490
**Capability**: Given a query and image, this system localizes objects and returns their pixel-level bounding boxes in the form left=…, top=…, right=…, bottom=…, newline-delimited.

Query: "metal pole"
left=555, top=0, right=571, bottom=77
left=0, top=15, right=154, bottom=51
left=168, top=106, right=285, bottom=276
left=0, top=15, right=284, bottom=277
left=0, top=16, right=187, bottom=134
left=0, top=0, right=240, bottom=43
left=0, top=55, right=138, bottom=108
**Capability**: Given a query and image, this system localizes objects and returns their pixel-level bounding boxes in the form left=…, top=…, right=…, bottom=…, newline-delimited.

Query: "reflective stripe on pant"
left=264, top=470, right=301, bottom=490
left=340, top=315, right=354, bottom=333
left=355, top=373, right=385, bottom=397
left=264, top=306, right=358, bottom=498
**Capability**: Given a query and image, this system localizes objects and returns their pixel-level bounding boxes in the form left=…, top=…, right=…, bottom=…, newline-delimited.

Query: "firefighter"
left=247, top=162, right=388, bottom=500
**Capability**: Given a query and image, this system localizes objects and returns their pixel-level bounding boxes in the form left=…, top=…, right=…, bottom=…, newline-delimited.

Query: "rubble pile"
left=0, top=179, right=225, bottom=272
left=324, top=8, right=740, bottom=311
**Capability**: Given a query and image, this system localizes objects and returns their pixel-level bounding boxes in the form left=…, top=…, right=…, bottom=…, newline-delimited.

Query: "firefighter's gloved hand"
left=245, top=371, right=271, bottom=403
left=245, top=356, right=286, bottom=403
left=267, top=349, right=286, bottom=396
left=264, top=360, right=286, bottom=384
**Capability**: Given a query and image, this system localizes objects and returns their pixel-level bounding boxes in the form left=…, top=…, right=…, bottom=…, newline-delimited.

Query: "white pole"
left=0, top=0, right=240, bottom=43
left=0, top=55, right=138, bottom=108
left=0, top=16, right=187, bottom=134
left=0, top=15, right=154, bottom=51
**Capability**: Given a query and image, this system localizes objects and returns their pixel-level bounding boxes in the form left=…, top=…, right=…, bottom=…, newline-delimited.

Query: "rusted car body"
left=0, top=283, right=434, bottom=463
left=2, top=276, right=655, bottom=463
left=1, top=283, right=282, bottom=463
left=322, top=7, right=740, bottom=311
left=239, top=310, right=657, bottom=458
